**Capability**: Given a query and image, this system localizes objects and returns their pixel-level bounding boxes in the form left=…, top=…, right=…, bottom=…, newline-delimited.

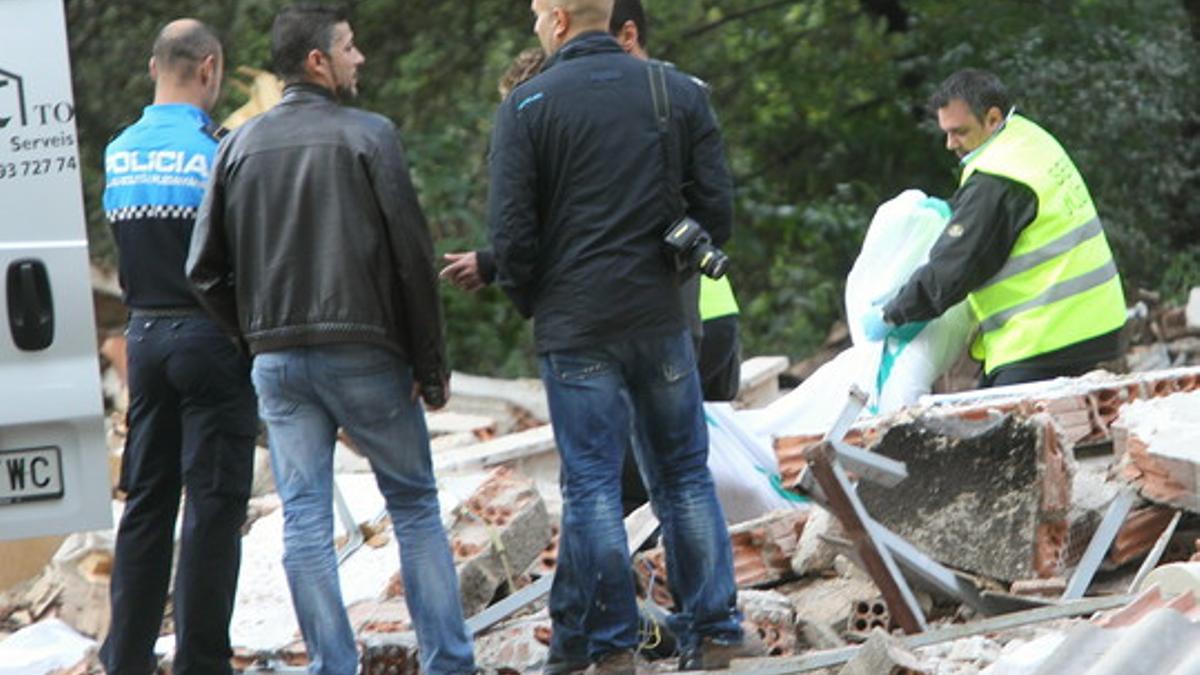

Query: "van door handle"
left=6, top=259, right=55, bottom=351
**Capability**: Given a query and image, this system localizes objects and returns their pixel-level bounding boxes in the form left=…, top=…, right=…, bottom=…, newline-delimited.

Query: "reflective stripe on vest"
left=961, top=115, right=1126, bottom=374
left=699, top=275, right=739, bottom=320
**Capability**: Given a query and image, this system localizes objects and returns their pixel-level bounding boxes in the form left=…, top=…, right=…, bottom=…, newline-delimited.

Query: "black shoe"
left=543, top=649, right=590, bottom=675
left=677, top=636, right=762, bottom=671
left=585, top=650, right=641, bottom=675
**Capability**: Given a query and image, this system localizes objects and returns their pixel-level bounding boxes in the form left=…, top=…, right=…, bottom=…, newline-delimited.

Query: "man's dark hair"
left=609, top=0, right=647, bottom=47
left=929, top=68, right=1011, bottom=121
left=151, top=20, right=221, bottom=81
left=271, top=4, right=349, bottom=82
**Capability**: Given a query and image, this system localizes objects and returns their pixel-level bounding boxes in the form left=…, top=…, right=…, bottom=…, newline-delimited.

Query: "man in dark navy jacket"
left=487, top=1, right=744, bottom=671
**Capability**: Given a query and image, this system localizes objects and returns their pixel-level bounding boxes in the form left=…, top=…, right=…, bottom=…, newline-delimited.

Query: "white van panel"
left=0, top=0, right=111, bottom=540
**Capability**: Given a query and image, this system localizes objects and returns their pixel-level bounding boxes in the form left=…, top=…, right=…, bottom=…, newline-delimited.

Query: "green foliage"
left=66, top=0, right=1200, bottom=375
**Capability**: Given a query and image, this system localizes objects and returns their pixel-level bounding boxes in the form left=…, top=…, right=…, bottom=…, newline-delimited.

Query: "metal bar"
left=822, top=385, right=869, bottom=442
left=465, top=505, right=661, bottom=635
left=830, top=439, right=908, bottom=487
left=871, top=521, right=989, bottom=615
left=333, top=481, right=365, bottom=566
left=801, top=455, right=982, bottom=613
left=1062, top=490, right=1136, bottom=600
left=466, top=570, right=553, bottom=636
left=733, top=594, right=1130, bottom=673
left=804, top=441, right=927, bottom=633
left=794, top=467, right=828, bottom=504
left=1129, top=510, right=1183, bottom=594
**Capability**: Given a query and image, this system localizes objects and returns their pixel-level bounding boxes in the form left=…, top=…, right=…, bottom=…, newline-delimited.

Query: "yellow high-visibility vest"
left=961, top=114, right=1125, bottom=374
left=699, top=275, right=739, bottom=321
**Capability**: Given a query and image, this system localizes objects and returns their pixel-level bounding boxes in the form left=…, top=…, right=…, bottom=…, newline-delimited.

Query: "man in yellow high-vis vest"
left=861, top=69, right=1126, bottom=388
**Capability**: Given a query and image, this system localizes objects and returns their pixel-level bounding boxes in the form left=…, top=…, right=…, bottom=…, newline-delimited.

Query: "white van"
left=0, top=0, right=112, bottom=540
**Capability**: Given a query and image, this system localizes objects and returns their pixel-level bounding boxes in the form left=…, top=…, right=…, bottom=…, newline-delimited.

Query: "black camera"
left=663, top=217, right=729, bottom=279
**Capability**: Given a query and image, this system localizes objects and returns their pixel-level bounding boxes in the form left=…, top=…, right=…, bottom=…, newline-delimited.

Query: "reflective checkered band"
left=106, top=205, right=198, bottom=222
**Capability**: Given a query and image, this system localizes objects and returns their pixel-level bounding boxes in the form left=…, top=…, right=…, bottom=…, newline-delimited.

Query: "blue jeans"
left=251, top=345, right=475, bottom=675
left=540, top=330, right=743, bottom=663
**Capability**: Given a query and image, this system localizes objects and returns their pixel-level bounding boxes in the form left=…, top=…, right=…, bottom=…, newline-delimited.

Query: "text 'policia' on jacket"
left=962, top=114, right=1126, bottom=374
left=104, top=103, right=219, bottom=309
left=486, top=32, right=734, bottom=354
left=186, top=83, right=447, bottom=383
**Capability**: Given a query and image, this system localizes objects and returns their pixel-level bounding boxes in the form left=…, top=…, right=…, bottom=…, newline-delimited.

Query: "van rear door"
left=0, top=0, right=112, bottom=540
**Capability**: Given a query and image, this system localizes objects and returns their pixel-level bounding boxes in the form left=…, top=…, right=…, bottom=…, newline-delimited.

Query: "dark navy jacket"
left=486, top=32, right=733, bottom=353
left=104, top=103, right=219, bottom=310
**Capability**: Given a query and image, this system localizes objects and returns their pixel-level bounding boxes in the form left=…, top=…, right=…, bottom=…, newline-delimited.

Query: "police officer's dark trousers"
left=101, top=313, right=257, bottom=675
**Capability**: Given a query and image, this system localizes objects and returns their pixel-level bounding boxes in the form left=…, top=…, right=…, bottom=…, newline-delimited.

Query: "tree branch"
left=683, top=0, right=808, bottom=40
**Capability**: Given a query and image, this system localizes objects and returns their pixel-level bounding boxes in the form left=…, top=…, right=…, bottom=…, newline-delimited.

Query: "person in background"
left=100, top=19, right=258, bottom=675
left=487, top=0, right=745, bottom=671
left=441, top=0, right=743, bottom=517
left=862, top=68, right=1126, bottom=387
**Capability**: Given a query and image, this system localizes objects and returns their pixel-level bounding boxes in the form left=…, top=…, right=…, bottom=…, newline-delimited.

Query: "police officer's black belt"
left=129, top=307, right=206, bottom=318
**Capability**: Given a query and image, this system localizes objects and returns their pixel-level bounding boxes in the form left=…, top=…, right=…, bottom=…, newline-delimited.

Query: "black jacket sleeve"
left=476, top=248, right=497, bottom=285
left=187, top=140, right=242, bottom=339
left=883, top=172, right=1038, bottom=325
left=367, top=122, right=448, bottom=384
left=680, top=81, right=734, bottom=246
left=486, top=98, right=540, bottom=318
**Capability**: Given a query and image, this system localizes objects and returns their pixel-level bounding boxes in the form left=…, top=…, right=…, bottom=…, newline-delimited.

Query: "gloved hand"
left=861, top=305, right=893, bottom=342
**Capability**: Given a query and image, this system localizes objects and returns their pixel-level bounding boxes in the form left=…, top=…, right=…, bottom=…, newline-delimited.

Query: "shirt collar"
left=960, top=106, right=1016, bottom=166
left=141, top=103, right=212, bottom=126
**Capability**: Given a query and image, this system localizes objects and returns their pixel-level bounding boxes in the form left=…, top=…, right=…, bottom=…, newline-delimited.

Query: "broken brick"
left=475, top=615, right=551, bottom=673
left=738, top=589, right=798, bottom=657
left=446, top=466, right=552, bottom=617
left=1112, top=391, right=1200, bottom=512
left=359, top=631, right=419, bottom=675
left=1108, top=506, right=1177, bottom=566
left=634, top=510, right=807, bottom=610
left=1009, top=577, right=1067, bottom=598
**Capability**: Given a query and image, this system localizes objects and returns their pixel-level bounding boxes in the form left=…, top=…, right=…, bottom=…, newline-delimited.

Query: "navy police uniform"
left=100, top=103, right=257, bottom=675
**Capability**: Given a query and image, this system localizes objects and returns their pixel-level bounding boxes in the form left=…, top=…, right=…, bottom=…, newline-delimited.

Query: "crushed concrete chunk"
left=857, top=413, right=1075, bottom=582
left=1113, top=390, right=1200, bottom=512
left=837, top=627, right=929, bottom=675
left=447, top=467, right=552, bottom=617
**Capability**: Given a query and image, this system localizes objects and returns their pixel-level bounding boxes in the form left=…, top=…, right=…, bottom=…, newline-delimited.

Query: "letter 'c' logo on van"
left=0, top=67, right=28, bottom=129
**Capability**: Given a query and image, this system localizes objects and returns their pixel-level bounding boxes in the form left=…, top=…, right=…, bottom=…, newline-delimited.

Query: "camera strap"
left=647, top=60, right=685, bottom=220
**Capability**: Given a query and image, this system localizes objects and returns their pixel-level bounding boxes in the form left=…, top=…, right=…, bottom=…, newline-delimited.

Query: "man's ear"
left=303, top=48, right=327, bottom=82
left=617, top=20, right=639, bottom=52
left=148, top=56, right=158, bottom=82
left=552, top=6, right=570, bottom=41
left=198, top=54, right=216, bottom=87
left=983, top=106, right=1005, bottom=133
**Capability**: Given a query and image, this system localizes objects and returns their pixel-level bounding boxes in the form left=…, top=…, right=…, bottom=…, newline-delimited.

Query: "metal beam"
left=804, top=440, right=927, bottom=633
left=1129, top=510, right=1182, bottom=593
left=1062, top=490, right=1135, bottom=600
left=465, top=503, right=660, bottom=635
left=822, top=385, right=869, bottom=443
left=830, top=439, right=908, bottom=487
left=732, top=594, right=1130, bottom=673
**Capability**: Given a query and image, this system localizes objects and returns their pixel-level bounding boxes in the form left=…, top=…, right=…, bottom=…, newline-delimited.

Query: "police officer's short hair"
left=271, top=3, right=349, bottom=82
left=152, top=20, right=221, bottom=81
left=609, top=0, right=647, bottom=47
left=929, top=69, right=1012, bottom=121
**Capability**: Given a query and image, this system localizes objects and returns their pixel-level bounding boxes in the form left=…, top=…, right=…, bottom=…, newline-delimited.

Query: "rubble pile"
left=8, top=286, right=1200, bottom=672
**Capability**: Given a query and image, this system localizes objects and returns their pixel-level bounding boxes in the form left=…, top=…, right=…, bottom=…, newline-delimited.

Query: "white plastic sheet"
left=703, top=191, right=977, bottom=518
left=704, top=402, right=805, bottom=523
left=746, top=190, right=974, bottom=440
left=0, top=619, right=95, bottom=675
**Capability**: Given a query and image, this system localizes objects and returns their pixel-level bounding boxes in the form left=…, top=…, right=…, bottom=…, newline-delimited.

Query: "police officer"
left=101, top=19, right=257, bottom=675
